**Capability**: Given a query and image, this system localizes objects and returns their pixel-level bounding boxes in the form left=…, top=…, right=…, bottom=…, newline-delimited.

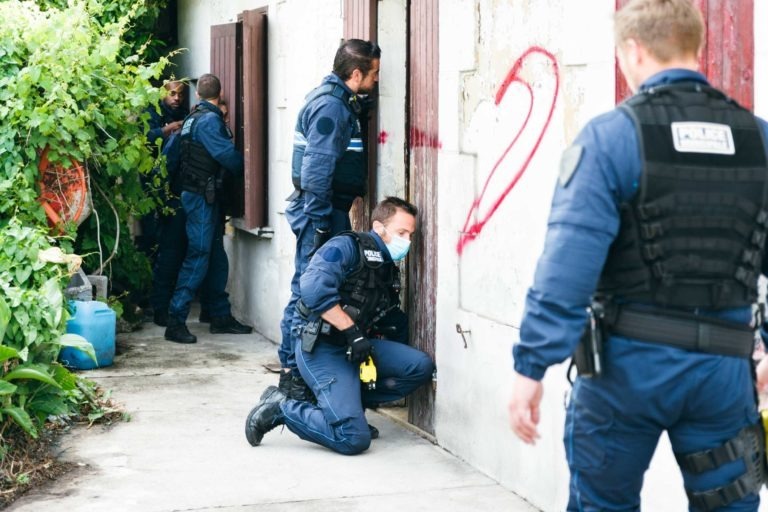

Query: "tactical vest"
left=180, top=103, right=223, bottom=194
left=337, top=232, right=400, bottom=332
left=598, top=82, right=768, bottom=309
left=291, top=83, right=366, bottom=209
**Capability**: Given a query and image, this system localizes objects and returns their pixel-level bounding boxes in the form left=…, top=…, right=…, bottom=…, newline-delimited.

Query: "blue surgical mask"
left=385, top=235, right=411, bottom=262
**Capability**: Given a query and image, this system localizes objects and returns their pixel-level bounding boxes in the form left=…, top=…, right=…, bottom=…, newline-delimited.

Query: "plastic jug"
left=60, top=300, right=116, bottom=370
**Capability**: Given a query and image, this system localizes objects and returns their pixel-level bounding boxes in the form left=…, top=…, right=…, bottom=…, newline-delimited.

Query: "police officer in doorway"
left=245, top=197, right=433, bottom=455
left=509, top=1, right=768, bottom=510
left=278, top=39, right=382, bottom=400
left=165, top=74, right=252, bottom=344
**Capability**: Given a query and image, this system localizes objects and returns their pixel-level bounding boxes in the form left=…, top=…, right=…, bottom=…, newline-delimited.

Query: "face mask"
left=385, top=235, right=411, bottom=262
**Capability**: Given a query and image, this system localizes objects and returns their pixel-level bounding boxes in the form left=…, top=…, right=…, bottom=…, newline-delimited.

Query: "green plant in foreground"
left=0, top=220, right=98, bottom=438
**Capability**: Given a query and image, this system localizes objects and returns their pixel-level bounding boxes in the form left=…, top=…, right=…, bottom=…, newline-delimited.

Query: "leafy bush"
left=0, top=0, right=171, bottom=438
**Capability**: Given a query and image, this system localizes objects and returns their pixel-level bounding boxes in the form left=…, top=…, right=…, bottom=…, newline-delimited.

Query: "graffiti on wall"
left=456, top=46, right=560, bottom=256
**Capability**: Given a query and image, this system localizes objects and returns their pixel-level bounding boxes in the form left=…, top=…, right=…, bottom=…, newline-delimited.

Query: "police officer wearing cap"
left=509, top=1, right=768, bottom=510
left=245, top=197, right=434, bottom=455
left=165, top=74, right=252, bottom=344
left=278, top=39, right=382, bottom=400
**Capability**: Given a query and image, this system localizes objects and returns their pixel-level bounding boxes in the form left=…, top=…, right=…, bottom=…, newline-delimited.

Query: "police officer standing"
left=138, top=80, right=189, bottom=269
left=278, top=39, right=382, bottom=399
left=164, top=74, right=252, bottom=344
left=148, top=81, right=190, bottom=327
left=509, top=1, right=768, bottom=510
left=245, top=197, right=433, bottom=455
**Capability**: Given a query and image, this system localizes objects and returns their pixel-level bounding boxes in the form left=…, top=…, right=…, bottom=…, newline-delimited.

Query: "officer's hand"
left=310, top=228, right=331, bottom=256
left=508, top=372, right=543, bottom=445
left=342, top=324, right=372, bottom=364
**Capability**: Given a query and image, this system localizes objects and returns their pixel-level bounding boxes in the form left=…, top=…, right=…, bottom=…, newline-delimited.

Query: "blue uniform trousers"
left=565, top=336, right=759, bottom=511
left=168, top=192, right=231, bottom=322
left=281, top=338, right=434, bottom=455
left=150, top=197, right=187, bottom=314
left=277, top=196, right=351, bottom=368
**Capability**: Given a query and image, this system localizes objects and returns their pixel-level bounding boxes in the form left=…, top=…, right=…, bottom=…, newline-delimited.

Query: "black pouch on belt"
left=573, top=304, right=605, bottom=378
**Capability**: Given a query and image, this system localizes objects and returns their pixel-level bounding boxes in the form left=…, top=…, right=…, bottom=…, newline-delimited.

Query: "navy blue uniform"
left=514, top=70, right=768, bottom=511
left=279, top=231, right=433, bottom=455
left=139, top=101, right=188, bottom=258
left=168, top=101, right=243, bottom=324
left=279, top=73, right=365, bottom=370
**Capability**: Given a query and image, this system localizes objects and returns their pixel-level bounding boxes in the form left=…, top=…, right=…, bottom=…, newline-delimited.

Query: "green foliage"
left=0, top=0, right=171, bottom=300
left=0, top=0, right=173, bottom=441
left=0, top=220, right=80, bottom=437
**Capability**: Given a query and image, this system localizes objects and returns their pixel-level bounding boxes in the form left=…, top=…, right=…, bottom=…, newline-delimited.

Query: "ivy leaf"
left=15, top=266, right=31, bottom=285
left=41, top=277, right=63, bottom=325
left=0, top=294, right=10, bottom=342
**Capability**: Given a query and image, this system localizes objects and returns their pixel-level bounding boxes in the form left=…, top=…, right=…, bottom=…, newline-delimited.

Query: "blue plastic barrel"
left=60, top=300, right=116, bottom=370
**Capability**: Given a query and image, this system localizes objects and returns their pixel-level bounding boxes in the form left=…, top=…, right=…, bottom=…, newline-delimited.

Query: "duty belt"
left=611, top=307, right=754, bottom=358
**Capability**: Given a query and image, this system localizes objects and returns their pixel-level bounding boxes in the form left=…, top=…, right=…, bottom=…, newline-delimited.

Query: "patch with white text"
left=363, top=249, right=383, bottom=263
left=671, top=122, right=735, bottom=155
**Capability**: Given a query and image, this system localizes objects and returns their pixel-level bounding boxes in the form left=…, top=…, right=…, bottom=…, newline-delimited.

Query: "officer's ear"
left=372, top=220, right=386, bottom=238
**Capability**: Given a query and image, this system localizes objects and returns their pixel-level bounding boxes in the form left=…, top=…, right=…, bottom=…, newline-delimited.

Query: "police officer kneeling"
left=509, top=1, right=768, bottom=510
left=245, top=197, right=434, bottom=455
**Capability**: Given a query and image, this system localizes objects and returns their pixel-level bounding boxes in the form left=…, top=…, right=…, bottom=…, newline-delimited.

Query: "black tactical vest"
left=291, top=83, right=366, bottom=209
left=337, top=232, right=400, bottom=331
left=598, top=82, right=768, bottom=309
left=180, top=104, right=223, bottom=193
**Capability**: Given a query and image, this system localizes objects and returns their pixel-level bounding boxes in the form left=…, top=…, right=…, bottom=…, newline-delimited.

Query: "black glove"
left=310, top=228, right=331, bottom=256
left=341, top=324, right=372, bottom=364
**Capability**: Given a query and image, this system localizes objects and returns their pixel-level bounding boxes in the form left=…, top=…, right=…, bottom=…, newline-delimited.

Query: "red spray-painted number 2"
left=457, top=46, right=560, bottom=255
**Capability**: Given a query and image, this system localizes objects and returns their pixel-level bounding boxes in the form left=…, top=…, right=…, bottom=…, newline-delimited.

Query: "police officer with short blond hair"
left=509, top=1, right=768, bottom=510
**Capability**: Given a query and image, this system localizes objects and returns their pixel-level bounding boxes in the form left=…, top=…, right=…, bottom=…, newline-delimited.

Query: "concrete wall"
left=177, top=1, right=767, bottom=510
left=434, top=2, right=607, bottom=509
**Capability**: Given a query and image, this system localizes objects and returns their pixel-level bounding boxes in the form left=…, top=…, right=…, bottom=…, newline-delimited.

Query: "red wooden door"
left=406, top=0, right=439, bottom=434
left=615, top=0, right=754, bottom=110
left=343, top=0, right=378, bottom=231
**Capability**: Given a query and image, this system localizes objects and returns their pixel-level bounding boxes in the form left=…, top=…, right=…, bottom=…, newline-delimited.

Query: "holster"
left=573, top=303, right=605, bottom=378
left=676, top=419, right=767, bottom=511
left=301, top=320, right=320, bottom=353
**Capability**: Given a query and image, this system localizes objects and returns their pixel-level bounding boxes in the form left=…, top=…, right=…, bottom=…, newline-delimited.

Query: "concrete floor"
left=8, top=312, right=538, bottom=512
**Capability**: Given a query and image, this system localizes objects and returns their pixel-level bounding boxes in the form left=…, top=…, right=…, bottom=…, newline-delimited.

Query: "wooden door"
left=406, top=0, right=439, bottom=434
left=615, top=0, right=754, bottom=110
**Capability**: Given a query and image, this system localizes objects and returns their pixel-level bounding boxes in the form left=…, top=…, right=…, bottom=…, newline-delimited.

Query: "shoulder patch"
left=559, top=145, right=584, bottom=187
left=316, top=116, right=335, bottom=135
left=318, top=246, right=342, bottom=263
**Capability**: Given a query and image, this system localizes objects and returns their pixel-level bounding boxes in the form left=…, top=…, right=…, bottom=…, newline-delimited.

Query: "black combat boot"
left=245, top=386, right=287, bottom=446
left=198, top=310, right=211, bottom=323
left=153, top=309, right=168, bottom=327
left=165, top=317, right=197, bottom=344
left=210, top=315, right=253, bottom=334
left=289, top=374, right=316, bottom=403
left=278, top=370, right=292, bottom=394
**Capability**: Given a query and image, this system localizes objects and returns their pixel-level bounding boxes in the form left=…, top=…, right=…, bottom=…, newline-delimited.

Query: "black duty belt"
left=611, top=308, right=754, bottom=358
